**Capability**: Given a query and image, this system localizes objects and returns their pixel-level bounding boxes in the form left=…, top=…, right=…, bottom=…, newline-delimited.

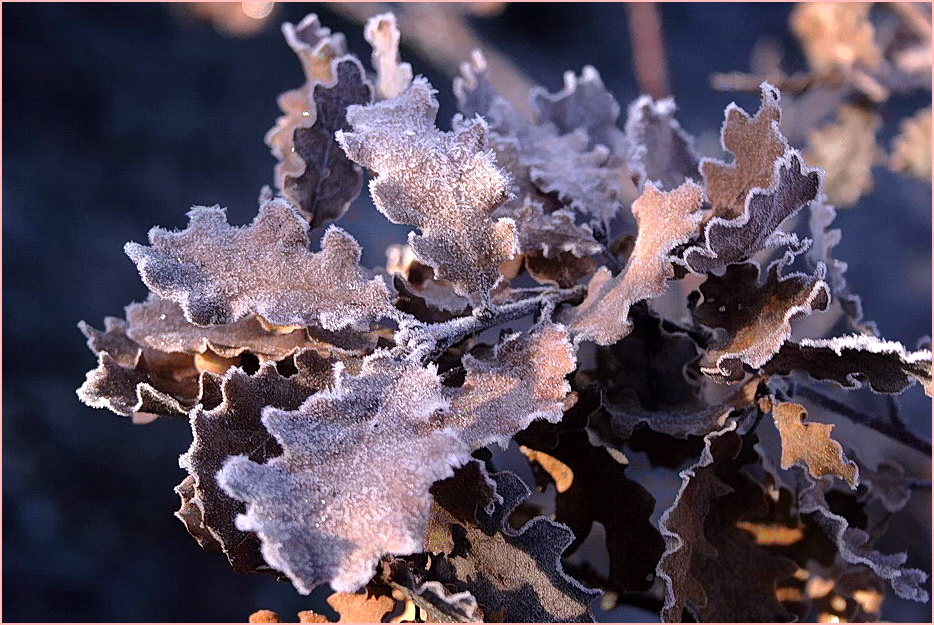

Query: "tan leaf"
left=700, top=83, right=787, bottom=220
left=519, top=446, right=574, bottom=493
left=790, top=3, right=882, bottom=76
left=805, top=104, right=881, bottom=206
left=772, top=401, right=859, bottom=488
left=693, top=256, right=830, bottom=382
left=566, top=181, right=705, bottom=345
left=249, top=609, right=281, bottom=623
left=327, top=591, right=397, bottom=623
left=889, top=107, right=932, bottom=182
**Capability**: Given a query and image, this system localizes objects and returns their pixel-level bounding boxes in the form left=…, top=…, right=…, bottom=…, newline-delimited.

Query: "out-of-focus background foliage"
left=4, top=2, right=930, bottom=621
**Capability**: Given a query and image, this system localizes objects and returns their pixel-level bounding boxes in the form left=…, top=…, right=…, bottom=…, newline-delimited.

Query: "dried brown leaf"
left=177, top=352, right=334, bottom=574
left=658, top=424, right=800, bottom=622
left=567, top=181, right=705, bottom=345
left=526, top=129, right=628, bottom=224
left=125, top=197, right=393, bottom=330
left=772, top=401, right=859, bottom=488
left=681, top=84, right=821, bottom=273
left=249, top=609, right=282, bottom=623
left=625, top=95, right=700, bottom=191
left=889, top=106, right=932, bottom=182
left=657, top=424, right=739, bottom=622
left=77, top=319, right=217, bottom=418
left=364, top=13, right=412, bottom=100
left=693, top=256, right=830, bottom=382
left=281, top=58, right=373, bottom=229
left=523, top=431, right=665, bottom=593
left=337, top=78, right=518, bottom=309
left=763, top=334, right=933, bottom=395
left=685, top=153, right=821, bottom=273
left=426, top=465, right=600, bottom=622
left=804, top=104, right=881, bottom=206
left=511, top=199, right=602, bottom=259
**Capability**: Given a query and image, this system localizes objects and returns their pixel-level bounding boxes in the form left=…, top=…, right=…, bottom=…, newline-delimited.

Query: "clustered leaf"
left=77, top=11, right=932, bottom=623
left=565, top=181, right=704, bottom=345
left=125, top=198, right=394, bottom=331
left=692, top=255, right=830, bottom=382
left=217, top=353, right=466, bottom=594
left=337, top=78, right=518, bottom=310
left=770, top=401, right=859, bottom=487
left=682, top=84, right=821, bottom=273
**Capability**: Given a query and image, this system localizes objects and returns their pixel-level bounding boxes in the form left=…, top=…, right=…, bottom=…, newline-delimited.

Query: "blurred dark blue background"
left=4, top=3, right=930, bottom=621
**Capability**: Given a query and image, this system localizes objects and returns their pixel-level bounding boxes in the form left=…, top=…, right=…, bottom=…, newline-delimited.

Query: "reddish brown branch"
left=626, top=3, right=670, bottom=99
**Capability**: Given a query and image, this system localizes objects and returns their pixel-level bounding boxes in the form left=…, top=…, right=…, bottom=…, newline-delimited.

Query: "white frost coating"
left=364, top=13, right=412, bottom=100
left=337, top=77, right=519, bottom=309
left=125, top=199, right=393, bottom=331
left=799, top=334, right=933, bottom=362
left=218, top=351, right=470, bottom=594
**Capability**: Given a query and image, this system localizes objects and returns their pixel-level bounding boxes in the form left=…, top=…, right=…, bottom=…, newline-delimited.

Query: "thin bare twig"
left=626, top=3, right=670, bottom=99
left=793, top=384, right=932, bottom=456
left=394, top=285, right=586, bottom=363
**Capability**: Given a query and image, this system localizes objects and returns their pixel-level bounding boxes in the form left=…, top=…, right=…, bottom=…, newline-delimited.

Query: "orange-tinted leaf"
left=772, top=401, right=858, bottom=488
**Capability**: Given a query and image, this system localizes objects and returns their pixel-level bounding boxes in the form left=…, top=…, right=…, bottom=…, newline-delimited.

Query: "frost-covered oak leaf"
left=337, top=78, right=518, bottom=309
left=266, top=14, right=348, bottom=204
left=772, top=401, right=858, bottom=487
left=218, top=353, right=469, bottom=594
left=77, top=318, right=218, bottom=418
left=526, top=129, right=628, bottom=224
left=625, top=95, right=700, bottom=191
left=364, top=13, right=412, bottom=101
left=447, top=323, right=576, bottom=448
left=530, top=65, right=623, bottom=151
left=456, top=53, right=631, bottom=229
left=682, top=84, right=821, bottom=273
left=701, top=83, right=788, bottom=219
left=693, top=257, right=830, bottom=382
left=685, top=152, right=820, bottom=273
left=567, top=181, right=704, bottom=345
left=125, top=197, right=393, bottom=331
left=177, top=353, right=334, bottom=574
left=126, top=294, right=317, bottom=361
left=282, top=57, right=373, bottom=229
left=764, top=334, right=933, bottom=395
left=511, top=199, right=601, bottom=259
